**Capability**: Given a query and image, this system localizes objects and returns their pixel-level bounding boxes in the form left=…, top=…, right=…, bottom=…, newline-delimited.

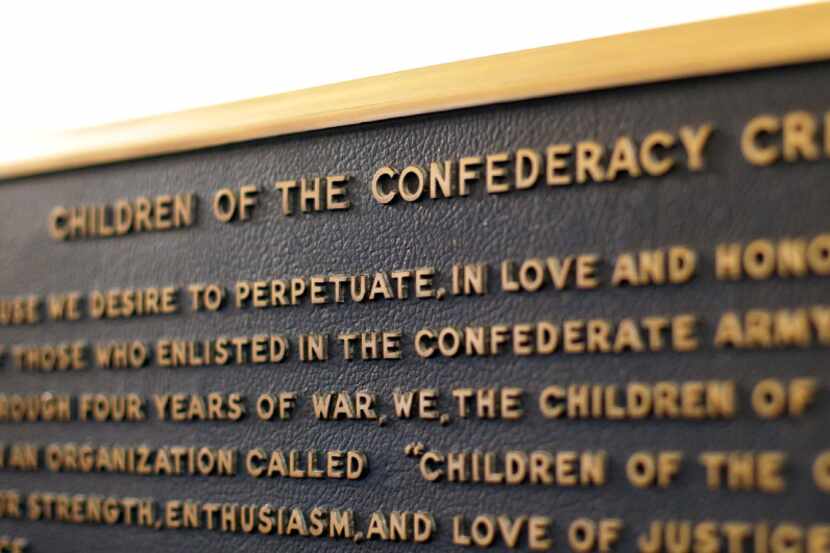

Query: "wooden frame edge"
left=2, top=3, right=829, bottom=180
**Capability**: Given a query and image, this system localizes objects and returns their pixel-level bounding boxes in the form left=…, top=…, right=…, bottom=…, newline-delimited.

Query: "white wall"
left=0, top=0, right=810, bottom=136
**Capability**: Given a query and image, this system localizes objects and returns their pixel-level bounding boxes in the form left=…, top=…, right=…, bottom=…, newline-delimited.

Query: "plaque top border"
left=2, top=3, right=829, bottom=180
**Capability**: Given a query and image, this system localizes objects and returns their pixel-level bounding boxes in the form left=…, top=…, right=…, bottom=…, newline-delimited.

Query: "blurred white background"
left=0, top=0, right=811, bottom=136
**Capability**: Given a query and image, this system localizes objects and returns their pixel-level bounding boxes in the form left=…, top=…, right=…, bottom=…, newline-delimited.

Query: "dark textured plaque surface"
left=0, top=61, right=829, bottom=551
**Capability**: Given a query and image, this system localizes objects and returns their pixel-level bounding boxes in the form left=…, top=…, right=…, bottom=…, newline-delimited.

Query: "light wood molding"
left=2, top=3, right=830, bottom=180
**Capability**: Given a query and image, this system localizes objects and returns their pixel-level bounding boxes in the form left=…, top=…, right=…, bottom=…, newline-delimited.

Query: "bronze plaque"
left=1, top=6, right=830, bottom=552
